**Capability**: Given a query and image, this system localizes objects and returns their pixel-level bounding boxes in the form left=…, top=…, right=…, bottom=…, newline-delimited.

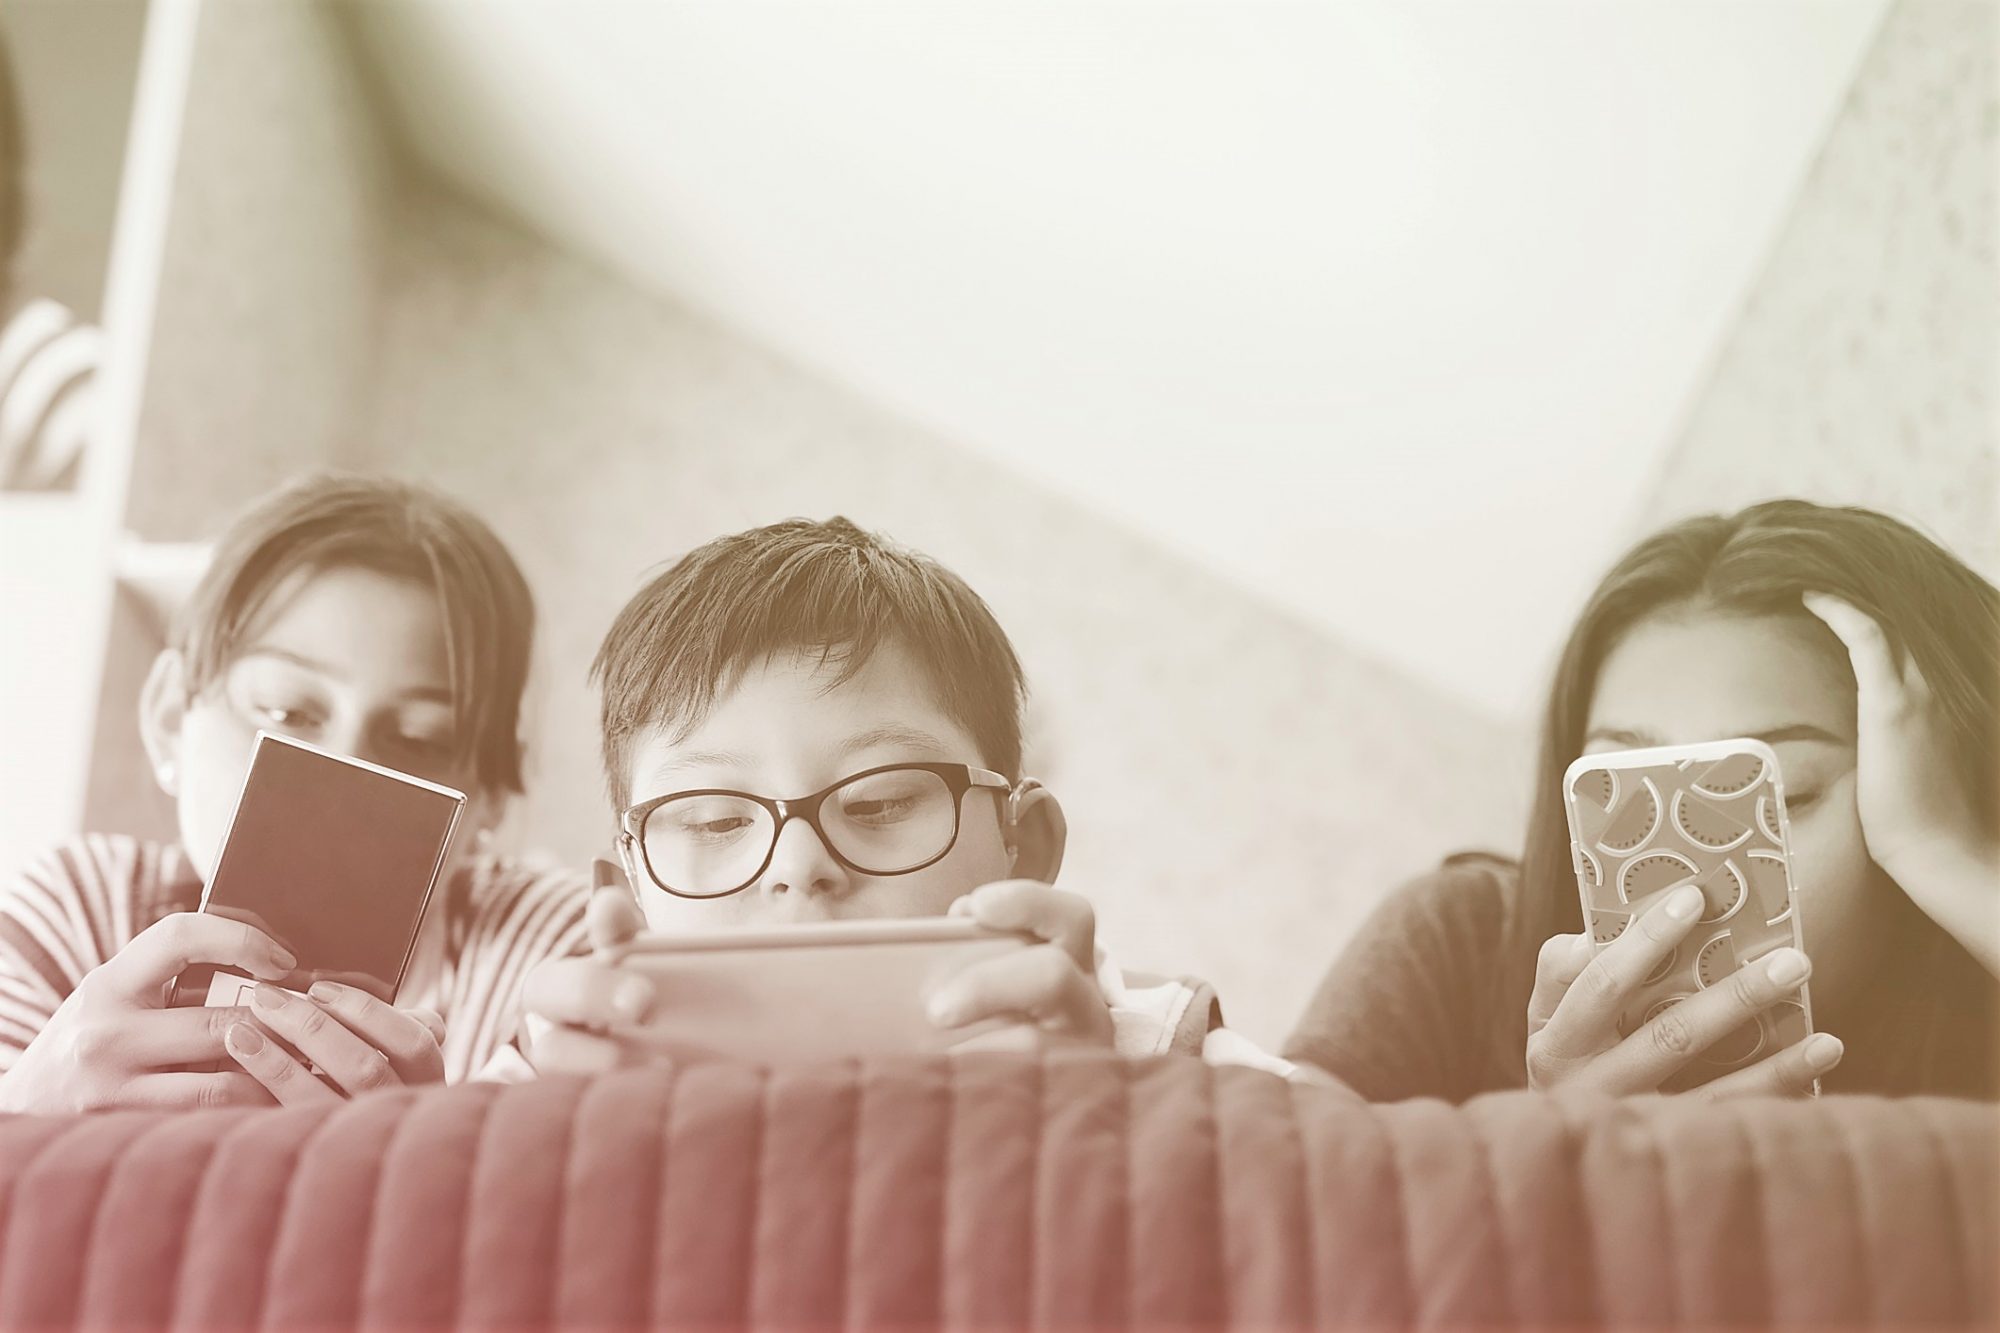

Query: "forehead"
left=232, top=565, right=449, bottom=682
left=1589, top=609, right=1853, bottom=741
left=627, top=642, right=981, bottom=788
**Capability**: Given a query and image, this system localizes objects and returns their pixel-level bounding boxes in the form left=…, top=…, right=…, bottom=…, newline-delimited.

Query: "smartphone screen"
left=174, top=732, right=465, bottom=1006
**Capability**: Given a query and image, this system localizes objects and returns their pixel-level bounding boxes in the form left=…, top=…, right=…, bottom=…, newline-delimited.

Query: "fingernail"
left=252, top=984, right=287, bottom=1011
left=612, top=976, right=654, bottom=1022
left=227, top=1023, right=265, bottom=1055
left=308, top=981, right=340, bottom=1004
left=1665, top=885, right=1704, bottom=921
left=927, top=992, right=964, bottom=1027
left=269, top=947, right=298, bottom=973
left=1805, top=1033, right=1843, bottom=1070
left=1765, top=948, right=1810, bottom=987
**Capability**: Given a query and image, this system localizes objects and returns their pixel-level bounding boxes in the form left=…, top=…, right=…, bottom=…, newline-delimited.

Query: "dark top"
left=1283, top=855, right=2000, bottom=1102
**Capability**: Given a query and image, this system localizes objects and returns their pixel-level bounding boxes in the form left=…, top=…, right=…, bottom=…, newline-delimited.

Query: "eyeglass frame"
left=617, top=761, right=1035, bottom=900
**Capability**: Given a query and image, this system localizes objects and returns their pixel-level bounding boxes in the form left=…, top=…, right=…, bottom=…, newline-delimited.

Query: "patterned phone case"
left=1563, top=738, right=1812, bottom=1092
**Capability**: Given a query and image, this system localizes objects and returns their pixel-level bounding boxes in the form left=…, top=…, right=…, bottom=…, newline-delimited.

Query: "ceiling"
left=350, top=0, right=1887, bottom=720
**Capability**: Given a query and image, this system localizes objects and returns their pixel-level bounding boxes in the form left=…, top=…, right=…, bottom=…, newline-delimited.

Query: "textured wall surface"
left=86, top=0, right=393, bottom=838
left=1641, top=0, right=1997, bottom=577
left=348, top=181, right=1526, bottom=1045
left=122, top=0, right=388, bottom=542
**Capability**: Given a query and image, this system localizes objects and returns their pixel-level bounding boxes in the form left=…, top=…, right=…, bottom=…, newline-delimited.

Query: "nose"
left=759, top=815, right=852, bottom=904
left=321, top=718, right=374, bottom=765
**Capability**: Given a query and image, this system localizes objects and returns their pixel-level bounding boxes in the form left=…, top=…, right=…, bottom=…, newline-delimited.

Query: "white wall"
left=350, top=0, right=1887, bottom=723
left=1641, top=0, right=1998, bottom=579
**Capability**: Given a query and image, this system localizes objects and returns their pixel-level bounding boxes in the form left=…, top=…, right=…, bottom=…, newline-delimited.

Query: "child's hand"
left=517, top=885, right=655, bottom=1075
left=927, top=881, right=1115, bottom=1049
left=0, top=911, right=293, bottom=1114
left=221, top=982, right=446, bottom=1106
left=1524, top=884, right=1844, bottom=1098
left=1804, top=593, right=2000, bottom=975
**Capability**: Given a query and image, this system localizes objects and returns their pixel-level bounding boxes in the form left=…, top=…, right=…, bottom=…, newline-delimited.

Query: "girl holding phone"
left=1285, top=500, right=1998, bottom=1100
left=0, top=475, right=585, bottom=1112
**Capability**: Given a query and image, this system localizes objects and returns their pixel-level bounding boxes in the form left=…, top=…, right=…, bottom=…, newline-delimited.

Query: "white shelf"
left=112, top=533, right=210, bottom=638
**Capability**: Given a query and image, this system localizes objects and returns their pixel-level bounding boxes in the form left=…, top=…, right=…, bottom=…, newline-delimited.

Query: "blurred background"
left=1, top=0, right=1992, bottom=1043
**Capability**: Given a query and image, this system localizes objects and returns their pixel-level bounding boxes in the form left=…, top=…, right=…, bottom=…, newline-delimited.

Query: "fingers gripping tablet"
left=597, top=916, right=1031, bottom=1065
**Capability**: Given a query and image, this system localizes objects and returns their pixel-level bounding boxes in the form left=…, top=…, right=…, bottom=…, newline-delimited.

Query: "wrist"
left=1886, top=843, right=2000, bottom=968
left=1887, top=841, right=1999, bottom=901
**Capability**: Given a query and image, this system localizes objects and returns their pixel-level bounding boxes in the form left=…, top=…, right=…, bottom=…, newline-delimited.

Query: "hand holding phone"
left=221, top=981, right=448, bottom=1107
left=0, top=912, right=293, bottom=1114
left=169, top=732, right=463, bottom=1100
left=1525, top=887, right=1838, bottom=1097
left=1528, top=739, right=1844, bottom=1097
left=519, top=875, right=1107, bottom=1073
left=173, top=732, right=464, bottom=1009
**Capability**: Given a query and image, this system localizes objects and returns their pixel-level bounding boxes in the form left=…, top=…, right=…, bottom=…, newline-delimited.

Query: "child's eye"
left=389, top=733, right=454, bottom=762
left=255, top=702, right=322, bottom=732
left=661, top=799, right=760, bottom=842
left=677, top=816, right=754, bottom=840
left=842, top=797, right=917, bottom=825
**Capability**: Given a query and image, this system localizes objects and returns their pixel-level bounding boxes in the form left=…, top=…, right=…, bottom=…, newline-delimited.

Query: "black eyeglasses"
left=619, top=762, right=1015, bottom=900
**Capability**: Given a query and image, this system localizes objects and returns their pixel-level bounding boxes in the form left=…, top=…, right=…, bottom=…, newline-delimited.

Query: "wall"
left=1642, top=0, right=1997, bottom=576
left=349, top=180, right=1527, bottom=1046
left=84, top=0, right=396, bottom=841
left=0, top=0, right=148, bottom=321
left=122, top=0, right=392, bottom=541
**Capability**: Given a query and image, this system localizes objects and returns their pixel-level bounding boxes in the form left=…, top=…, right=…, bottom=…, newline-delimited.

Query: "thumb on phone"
left=586, top=860, right=644, bottom=951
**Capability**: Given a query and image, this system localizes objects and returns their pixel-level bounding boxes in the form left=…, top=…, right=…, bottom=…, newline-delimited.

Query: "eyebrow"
left=644, top=749, right=748, bottom=783
left=839, top=725, right=951, bottom=757
left=236, top=647, right=454, bottom=705
left=1585, top=724, right=1854, bottom=748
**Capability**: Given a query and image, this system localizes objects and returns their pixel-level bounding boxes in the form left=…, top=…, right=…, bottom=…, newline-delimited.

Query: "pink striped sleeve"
left=0, top=836, right=153, bottom=1071
left=442, top=859, right=588, bottom=1083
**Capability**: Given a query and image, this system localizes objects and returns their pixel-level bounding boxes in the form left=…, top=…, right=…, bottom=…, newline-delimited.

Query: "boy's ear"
left=137, top=649, right=190, bottom=797
left=612, top=833, right=645, bottom=905
left=1006, top=784, right=1066, bottom=884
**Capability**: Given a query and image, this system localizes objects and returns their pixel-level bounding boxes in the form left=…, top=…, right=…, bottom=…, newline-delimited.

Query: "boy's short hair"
left=592, top=517, right=1026, bottom=809
left=174, top=473, right=536, bottom=794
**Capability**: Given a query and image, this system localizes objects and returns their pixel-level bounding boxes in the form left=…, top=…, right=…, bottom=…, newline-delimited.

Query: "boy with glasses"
left=520, top=517, right=1297, bottom=1074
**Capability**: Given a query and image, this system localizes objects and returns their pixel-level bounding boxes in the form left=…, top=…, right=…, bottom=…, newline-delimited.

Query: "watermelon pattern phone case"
left=1563, top=738, right=1811, bottom=1092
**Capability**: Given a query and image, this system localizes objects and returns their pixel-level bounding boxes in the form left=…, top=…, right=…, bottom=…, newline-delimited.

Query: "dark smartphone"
left=170, top=731, right=466, bottom=1009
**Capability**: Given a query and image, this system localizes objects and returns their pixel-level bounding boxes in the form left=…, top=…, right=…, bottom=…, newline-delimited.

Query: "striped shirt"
left=0, top=833, right=588, bottom=1084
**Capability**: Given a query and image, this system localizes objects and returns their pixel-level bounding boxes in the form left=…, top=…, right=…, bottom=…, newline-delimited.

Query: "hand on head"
left=1803, top=593, right=2000, bottom=975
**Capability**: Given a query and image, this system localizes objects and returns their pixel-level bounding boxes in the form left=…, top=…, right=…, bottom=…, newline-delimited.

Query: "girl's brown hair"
left=1514, top=500, right=2000, bottom=961
left=173, top=474, right=536, bottom=794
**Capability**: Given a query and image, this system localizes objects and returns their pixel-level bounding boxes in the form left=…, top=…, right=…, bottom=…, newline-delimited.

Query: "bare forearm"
left=1900, top=849, right=2000, bottom=977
